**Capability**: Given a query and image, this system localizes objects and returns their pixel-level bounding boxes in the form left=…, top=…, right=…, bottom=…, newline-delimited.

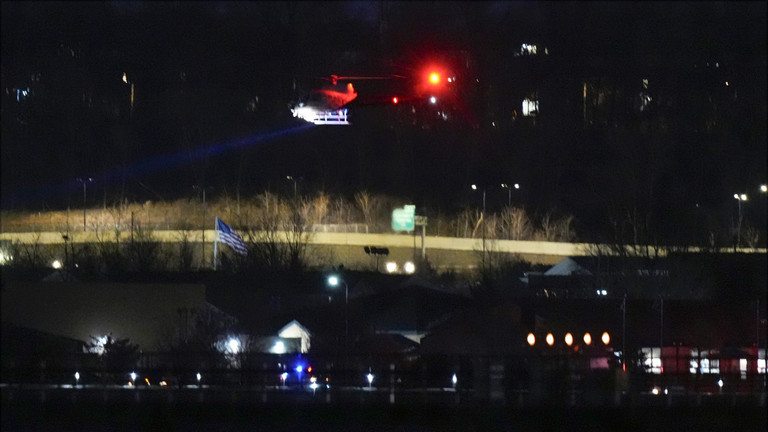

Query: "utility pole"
left=77, top=177, right=93, bottom=231
left=622, top=292, right=627, bottom=371
left=472, top=184, right=486, bottom=270
left=193, top=185, right=212, bottom=268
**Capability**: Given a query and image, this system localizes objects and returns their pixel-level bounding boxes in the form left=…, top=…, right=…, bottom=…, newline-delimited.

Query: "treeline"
left=0, top=190, right=576, bottom=242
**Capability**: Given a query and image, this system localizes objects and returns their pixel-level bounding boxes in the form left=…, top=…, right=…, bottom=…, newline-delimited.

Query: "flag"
left=216, top=218, right=248, bottom=256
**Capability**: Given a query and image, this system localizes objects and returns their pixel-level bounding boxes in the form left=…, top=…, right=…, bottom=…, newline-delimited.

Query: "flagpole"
left=213, top=217, right=219, bottom=270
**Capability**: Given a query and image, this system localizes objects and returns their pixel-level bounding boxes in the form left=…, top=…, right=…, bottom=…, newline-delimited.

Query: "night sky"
left=1, top=1, right=766, bottom=243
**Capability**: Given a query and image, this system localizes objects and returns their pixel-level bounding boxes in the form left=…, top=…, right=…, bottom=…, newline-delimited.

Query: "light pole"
left=77, top=177, right=93, bottom=231
left=327, top=275, right=348, bottom=355
left=500, top=183, right=520, bottom=207
left=471, top=184, right=486, bottom=269
left=286, top=176, right=302, bottom=199
left=193, top=185, right=213, bottom=267
left=733, top=193, right=747, bottom=249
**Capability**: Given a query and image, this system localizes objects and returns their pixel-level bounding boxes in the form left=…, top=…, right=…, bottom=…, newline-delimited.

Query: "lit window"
left=701, top=358, right=710, bottom=374
left=521, top=44, right=538, bottom=55
left=642, top=347, right=662, bottom=374
left=710, top=359, right=720, bottom=374
left=522, top=98, right=538, bottom=116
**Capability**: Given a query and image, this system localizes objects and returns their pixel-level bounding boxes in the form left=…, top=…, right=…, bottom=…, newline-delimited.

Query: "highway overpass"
left=1, top=230, right=764, bottom=269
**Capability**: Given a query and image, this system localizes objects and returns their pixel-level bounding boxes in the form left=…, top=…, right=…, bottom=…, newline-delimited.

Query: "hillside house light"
left=52, top=260, right=62, bottom=269
left=271, top=340, right=286, bottom=354
left=228, top=338, right=241, bottom=354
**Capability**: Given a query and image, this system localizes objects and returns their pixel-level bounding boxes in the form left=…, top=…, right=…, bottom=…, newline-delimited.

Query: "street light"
left=500, top=183, right=520, bottom=207
left=77, top=177, right=93, bottom=231
left=193, top=185, right=213, bottom=267
left=327, top=275, right=349, bottom=354
left=286, top=176, right=302, bottom=198
left=527, top=333, right=536, bottom=346
left=471, top=184, right=487, bottom=268
left=733, top=193, right=748, bottom=248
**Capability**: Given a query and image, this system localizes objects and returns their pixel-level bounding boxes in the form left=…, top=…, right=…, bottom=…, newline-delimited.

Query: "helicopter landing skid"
left=310, top=109, right=350, bottom=125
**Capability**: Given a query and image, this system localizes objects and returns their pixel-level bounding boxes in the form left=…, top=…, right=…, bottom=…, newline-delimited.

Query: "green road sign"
left=391, top=205, right=415, bottom=231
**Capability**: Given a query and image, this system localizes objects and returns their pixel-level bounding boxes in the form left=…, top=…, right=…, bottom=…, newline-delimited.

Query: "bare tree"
left=534, top=213, right=577, bottom=242
left=124, top=224, right=166, bottom=272
left=452, top=208, right=478, bottom=238
left=743, top=225, right=760, bottom=249
left=240, top=192, right=312, bottom=271
left=536, top=213, right=557, bottom=241
left=158, top=305, right=239, bottom=378
left=554, top=214, right=576, bottom=242
left=354, top=190, right=379, bottom=229
left=499, top=206, right=532, bottom=240
left=312, top=191, right=330, bottom=225
left=88, top=334, right=140, bottom=384
left=7, top=234, right=47, bottom=269
left=175, top=230, right=195, bottom=271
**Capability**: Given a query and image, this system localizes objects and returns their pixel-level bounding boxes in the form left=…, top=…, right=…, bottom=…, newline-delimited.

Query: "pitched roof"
left=278, top=319, right=311, bottom=337
left=544, top=257, right=592, bottom=276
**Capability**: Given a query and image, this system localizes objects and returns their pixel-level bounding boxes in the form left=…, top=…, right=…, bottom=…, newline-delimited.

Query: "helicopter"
left=289, top=68, right=454, bottom=126
left=290, top=75, right=364, bottom=125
